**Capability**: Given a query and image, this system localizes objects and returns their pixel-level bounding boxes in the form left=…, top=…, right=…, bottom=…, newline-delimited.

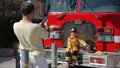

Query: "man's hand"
left=44, top=20, right=49, bottom=30
left=39, top=20, right=49, bottom=30
left=39, top=21, right=44, bottom=27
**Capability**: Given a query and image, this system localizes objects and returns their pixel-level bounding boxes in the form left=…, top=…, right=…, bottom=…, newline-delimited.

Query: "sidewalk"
left=0, top=57, right=15, bottom=68
left=0, top=57, right=66, bottom=68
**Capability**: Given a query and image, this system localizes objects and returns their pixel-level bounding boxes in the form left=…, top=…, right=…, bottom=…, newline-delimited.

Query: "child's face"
left=70, top=32, right=76, bottom=36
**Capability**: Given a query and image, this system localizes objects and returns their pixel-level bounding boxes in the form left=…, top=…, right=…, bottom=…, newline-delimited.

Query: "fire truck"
left=44, top=0, right=120, bottom=67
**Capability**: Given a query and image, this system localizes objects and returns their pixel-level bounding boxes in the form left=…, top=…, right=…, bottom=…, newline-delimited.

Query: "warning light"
left=104, top=28, right=112, bottom=33
left=97, top=28, right=113, bottom=34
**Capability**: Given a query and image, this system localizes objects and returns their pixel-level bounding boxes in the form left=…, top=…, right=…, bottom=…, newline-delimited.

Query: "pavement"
left=0, top=57, right=112, bottom=68
left=0, top=57, right=67, bottom=68
left=0, top=57, right=15, bottom=68
left=0, top=57, right=116, bottom=68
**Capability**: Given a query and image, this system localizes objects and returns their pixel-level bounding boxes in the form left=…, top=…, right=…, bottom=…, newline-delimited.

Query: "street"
left=0, top=57, right=94, bottom=68
left=0, top=57, right=67, bottom=68
left=0, top=57, right=15, bottom=68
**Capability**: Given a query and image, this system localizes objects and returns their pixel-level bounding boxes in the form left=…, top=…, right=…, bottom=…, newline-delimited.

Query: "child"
left=65, top=27, right=88, bottom=68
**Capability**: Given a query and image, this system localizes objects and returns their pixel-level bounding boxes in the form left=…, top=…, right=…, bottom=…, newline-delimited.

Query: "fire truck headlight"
left=98, top=35, right=113, bottom=42
left=98, top=35, right=104, bottom=42
left=49, top=26, right=61, bottom=39
left=49, top=31, right=60, bottom=39
left=97, top=27, right=114, bottom=42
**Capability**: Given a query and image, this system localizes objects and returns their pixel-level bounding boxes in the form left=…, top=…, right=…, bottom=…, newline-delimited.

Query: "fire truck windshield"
left=81, top=0, right=120, bottom=12
left=46, top=0, right=77, bottom=13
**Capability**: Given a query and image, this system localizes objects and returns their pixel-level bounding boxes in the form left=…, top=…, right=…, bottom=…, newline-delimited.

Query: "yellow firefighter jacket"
left=66, top=36, right=88, bottom=52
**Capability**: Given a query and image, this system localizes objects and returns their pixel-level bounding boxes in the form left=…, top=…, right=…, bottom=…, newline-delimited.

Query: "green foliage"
left=32, top=18, right=43, bottom=24
left=37, top=0, right=46, bottom=2
left=0, top=15, right=21, bottom=48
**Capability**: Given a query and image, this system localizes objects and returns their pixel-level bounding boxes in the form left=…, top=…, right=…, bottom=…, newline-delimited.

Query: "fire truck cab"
left=44, top=0, right=120, bottom=67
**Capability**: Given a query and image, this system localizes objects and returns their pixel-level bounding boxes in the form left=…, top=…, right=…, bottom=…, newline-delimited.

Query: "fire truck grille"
left=62, top=20, right=96, bottom=48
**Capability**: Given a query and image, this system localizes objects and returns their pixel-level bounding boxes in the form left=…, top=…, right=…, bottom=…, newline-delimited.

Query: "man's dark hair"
left=21, top=2, right=35, bottom=15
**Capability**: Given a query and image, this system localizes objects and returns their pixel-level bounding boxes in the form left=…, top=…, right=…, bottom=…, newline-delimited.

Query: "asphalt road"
left=0, top=57, right=67, bottom=68
left=0, top=57, right=95, bottom=68
left=0, top=57, right=15, bottom=68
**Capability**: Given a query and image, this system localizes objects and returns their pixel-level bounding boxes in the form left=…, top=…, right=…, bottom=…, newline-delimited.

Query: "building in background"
left=0, top=0, right=45, bottom=17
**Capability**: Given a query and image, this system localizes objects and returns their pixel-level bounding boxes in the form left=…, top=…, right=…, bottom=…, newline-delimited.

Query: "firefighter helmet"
left=70, top=27, right=78, bottom=32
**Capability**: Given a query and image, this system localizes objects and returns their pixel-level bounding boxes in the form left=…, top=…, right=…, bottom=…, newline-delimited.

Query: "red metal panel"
left=44, top=0, right=120, bottom=52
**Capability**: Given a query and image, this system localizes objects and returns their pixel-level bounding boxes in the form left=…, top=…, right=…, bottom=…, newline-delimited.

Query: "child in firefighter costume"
left=66, top=27, right=88, bottom=67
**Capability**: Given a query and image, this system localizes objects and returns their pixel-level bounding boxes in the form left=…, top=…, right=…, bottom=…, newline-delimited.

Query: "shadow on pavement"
left=0, top=57, right=15, bottom=63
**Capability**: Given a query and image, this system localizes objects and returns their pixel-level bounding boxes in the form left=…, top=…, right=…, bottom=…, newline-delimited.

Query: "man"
left=13, top=2, right=49, bottom=68
left=66, top=27, right=88, bottom=68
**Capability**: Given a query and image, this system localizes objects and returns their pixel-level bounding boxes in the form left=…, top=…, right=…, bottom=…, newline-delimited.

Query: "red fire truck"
left=44, top=0, right=120, bottom=67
